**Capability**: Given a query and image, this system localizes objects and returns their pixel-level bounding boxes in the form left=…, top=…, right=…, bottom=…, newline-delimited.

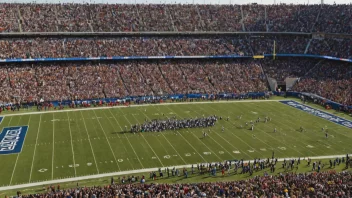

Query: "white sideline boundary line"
left=0, top=154, right=350, bottom=191
left=1, top=100, right=287, bottom=118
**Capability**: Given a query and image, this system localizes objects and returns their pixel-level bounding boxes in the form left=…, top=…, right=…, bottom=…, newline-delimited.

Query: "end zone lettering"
left=280, top=101, right=352, bottom=129
left=0, top=126, right=29, bottom=155
left=0, top=117, right=3, bottom=124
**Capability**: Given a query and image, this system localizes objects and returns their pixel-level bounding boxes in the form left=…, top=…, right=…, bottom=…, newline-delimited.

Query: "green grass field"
left=0, top=99, right=351, bottom=187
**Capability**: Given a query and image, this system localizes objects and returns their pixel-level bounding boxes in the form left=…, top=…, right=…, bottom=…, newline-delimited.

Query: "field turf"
left=0, top=100, right=350, bottom=187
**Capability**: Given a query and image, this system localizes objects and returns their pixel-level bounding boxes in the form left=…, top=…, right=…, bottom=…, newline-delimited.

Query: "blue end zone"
left=0, top=117, right=3, bottom=125
left=280, top=100, right=352, bottom=129
left=0, top=126, right=29, bottom=155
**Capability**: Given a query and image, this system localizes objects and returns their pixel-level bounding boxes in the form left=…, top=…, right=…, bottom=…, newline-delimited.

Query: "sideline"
left=1, top=99, right=286, bottom=117
left=0, top=154, right=350, bottom=191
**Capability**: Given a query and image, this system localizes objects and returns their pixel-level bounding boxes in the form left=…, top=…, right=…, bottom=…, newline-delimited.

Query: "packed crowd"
left=0, top=60, right=268, bottom=102
left=0, top=3, right=351, bottom=33
left=308, top=38, right=352, bottom=59
left=0, top=37, right=251, bottom=59
left=261, top=58, right=319, bottom=81
left=13, top=170, right=352, bottom=197
left=130, top=115, right=218, bottom=133
left=1, top=36, right=350, bottom=59
left=1, top=58, right=350, bottom=106
left=0, top=59, right=350, bottom=106
left=292, top=61, right=352, bottom=106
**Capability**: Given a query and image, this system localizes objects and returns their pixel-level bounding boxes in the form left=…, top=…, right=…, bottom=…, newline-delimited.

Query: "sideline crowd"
left=10, top=156, right=352, bottom=197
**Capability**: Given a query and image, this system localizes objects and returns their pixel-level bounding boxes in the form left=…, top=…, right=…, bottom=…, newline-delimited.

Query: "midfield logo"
left=0, top=126, right=29, bottom=155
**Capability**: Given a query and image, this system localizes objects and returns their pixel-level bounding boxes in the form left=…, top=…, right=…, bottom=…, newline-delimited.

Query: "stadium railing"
left=0, top=54, right=351, bottom=63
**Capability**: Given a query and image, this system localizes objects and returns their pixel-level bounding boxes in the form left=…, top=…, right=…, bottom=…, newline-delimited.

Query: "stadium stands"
left=0, top=4, right=351, bottom=33
left=292, top=61, right=352, bottom=106
left=261, top=58, right=318, bottom=81
left=0, top=59, right=350, bottom=106
left=0, top=37, right=351, bottom=59
left=0, top=2, right=351, bottom=197
left=0, top=4, right=350, bottom=106
left=0, top=60, right=269, bottom=102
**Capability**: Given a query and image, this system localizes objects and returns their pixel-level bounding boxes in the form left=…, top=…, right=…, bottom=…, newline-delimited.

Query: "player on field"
left=222, top=126, right=224, bottom=132
left=274, top=128, right=277, bottom=133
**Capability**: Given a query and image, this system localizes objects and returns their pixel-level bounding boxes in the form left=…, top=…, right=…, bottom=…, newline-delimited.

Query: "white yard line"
left=200, top=105, right=291, bottom=156
left=67, top=112, right=77, bottom=177
left=100, top=110, right=135, bottom=169
left=29, top=114, right=42, bottom=182
left=9, top=115, right=26, bottom=185
left=190, top=105, right=252, bottom=158
left=264, top=103, right=339, bottom=154
left=129, top=114, right=165, bottom=167
left=9, top=155, right=20, bottom=185
left=0, top=153, right=350, bottom=191
left=80, top=111, right=100, bottom=174
left=51, top=114, right=55, bottom=180
left=140, top=108, right=188, bottom=165
left=163, top=105, right=225, bottom=161
left=92, top=110, right=121, bottom=172
left=108, top=108, right=145, bottom=169
left=1, top=100, right=286, bottom=118
left=155, top=106, right=208, bottom=163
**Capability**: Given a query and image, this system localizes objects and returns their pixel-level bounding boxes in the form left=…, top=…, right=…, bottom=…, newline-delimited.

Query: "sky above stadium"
left=1, top=0, right=351, bottom=4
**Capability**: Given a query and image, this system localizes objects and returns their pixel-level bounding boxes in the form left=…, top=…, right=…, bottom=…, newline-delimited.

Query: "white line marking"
left=199, top=104, right=267, bottom=157
left=28, top=115, right=42, bottom=183
left=52, top=114, right=55, bottom=180
left=206, top=104, right=290, bottom=156
left=9, top=152, right=20, bottom=183
left=129, top=114, right=165, bottom=167
left=189, top=109, right=244, bottom=159
left=166, top=106, right=228, bottom=161
left=92, top=110, right=121, bottom=171
left=1, top=153, right=350, bottom=191
left=264, top=103, right=328, bottom=155
left=100, top=110, right=135, bottom=169
left=1, top=100, right=287, bottom=118
left=140, top=109, right=188, bottom=165
left=80, top=111, right=100, bottom=174
left=107, top=109, right=144, bottom=169
left=10, top=115, right=27, bottom=185
left=67, top=112, right=77, bottom=177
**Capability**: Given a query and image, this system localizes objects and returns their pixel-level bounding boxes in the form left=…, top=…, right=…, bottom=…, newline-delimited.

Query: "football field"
left=0, top=100, right=351, bottom=187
